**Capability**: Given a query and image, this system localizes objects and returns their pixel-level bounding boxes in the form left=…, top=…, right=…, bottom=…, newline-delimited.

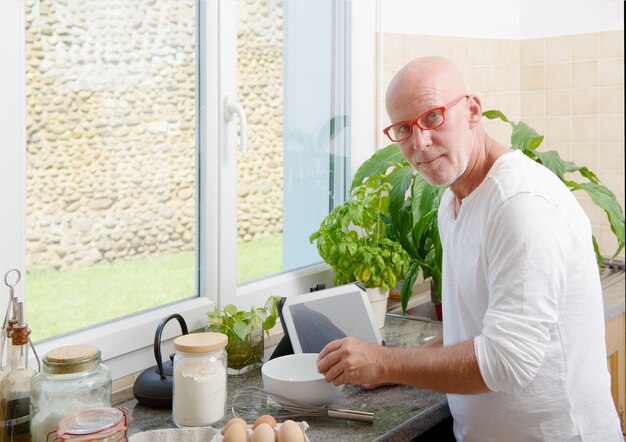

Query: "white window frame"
left=217, top=0, right=347, bottom=311
left=0, top=0, right=351, bottom=380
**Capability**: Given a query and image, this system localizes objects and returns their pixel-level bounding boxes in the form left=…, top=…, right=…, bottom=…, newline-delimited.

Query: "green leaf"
left=347, top=242, right=357, bottom=255
left=348, top=204, right=362, bottom=227
left=391, top=251, right=401, bottom=264
left=409, top=175, right=445, bottom=260
left=482, top=109, right=513, bottom=126
left=224, top=304, right=238, bottom=316
left=265, top=295, right=280, bottom=316
left=412, top=209, right=438, bottom=250
left=389, top=165, right=415, bottom=237
left=592, top=235, right=603, bottom=272
left=262, top=315, right=276, bottom=331
left=238, top=310, right=252, bottom=322
left=379, top=195, right=390, bottom=214
left=576, top=166, right=600, bottom=185
left=233, top=319, right=250, bottom=342
left=400, top=261, right=420, bottom=314
left=397, top=205, right=418, bottom=258
left=535, top=150, right=569, bottom=180
left=339, top=242, right=347, bottom=255
left=351, top=144, right=406, bottom=191
left=375, top=254, right=386, bottom=271
left=535, top=150, right=589, bottom=182
left=511, top=121, right=544, bottom=151
left=573, top=182, right=625, bottom=256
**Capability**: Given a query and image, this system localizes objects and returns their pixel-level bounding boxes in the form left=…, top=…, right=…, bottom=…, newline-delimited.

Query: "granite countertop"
left=120, top=316, right=447, bottom=442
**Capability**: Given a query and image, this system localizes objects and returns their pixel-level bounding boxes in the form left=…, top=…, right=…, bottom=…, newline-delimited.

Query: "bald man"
left=317, top=57, right=622, bottom=441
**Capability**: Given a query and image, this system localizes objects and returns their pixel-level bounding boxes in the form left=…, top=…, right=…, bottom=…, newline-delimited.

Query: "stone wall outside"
left=24, top=0, right=284, bottom=271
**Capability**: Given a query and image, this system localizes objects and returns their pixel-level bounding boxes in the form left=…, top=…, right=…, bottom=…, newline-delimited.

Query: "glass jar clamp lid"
left=49, top=407, right=127, bottom=441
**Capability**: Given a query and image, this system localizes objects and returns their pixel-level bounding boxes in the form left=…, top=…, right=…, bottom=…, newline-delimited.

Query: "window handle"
left=224, top=95, right=248, bottom=153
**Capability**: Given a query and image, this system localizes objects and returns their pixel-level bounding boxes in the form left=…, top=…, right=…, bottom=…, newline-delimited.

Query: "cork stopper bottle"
left=0, top=303, right=36, bottom=442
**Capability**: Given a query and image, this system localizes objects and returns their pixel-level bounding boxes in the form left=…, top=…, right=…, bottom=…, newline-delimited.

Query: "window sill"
left=34, top=297, right=214, bottom=380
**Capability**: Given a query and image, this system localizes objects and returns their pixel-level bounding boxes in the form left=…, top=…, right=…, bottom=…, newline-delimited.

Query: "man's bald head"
left=385, top=56, right=469, bottom=113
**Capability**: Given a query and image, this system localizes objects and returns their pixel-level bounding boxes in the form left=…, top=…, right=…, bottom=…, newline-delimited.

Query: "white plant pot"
left=366, top=287, right=389, bottom=329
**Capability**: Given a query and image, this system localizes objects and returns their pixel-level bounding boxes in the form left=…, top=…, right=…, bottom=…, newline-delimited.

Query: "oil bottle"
left=0, top=303, right=36, bottom=441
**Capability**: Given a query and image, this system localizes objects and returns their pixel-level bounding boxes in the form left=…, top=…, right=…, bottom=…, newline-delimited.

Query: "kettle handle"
left=154, top=314, right=188, bottom=380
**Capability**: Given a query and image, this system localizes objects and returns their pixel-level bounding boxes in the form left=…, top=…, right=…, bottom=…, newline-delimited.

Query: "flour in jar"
left=173, top=353, right=227, bottom=427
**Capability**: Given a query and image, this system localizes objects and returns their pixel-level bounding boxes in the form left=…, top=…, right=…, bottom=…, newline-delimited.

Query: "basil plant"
left=310, top=173, right=411, bottom=292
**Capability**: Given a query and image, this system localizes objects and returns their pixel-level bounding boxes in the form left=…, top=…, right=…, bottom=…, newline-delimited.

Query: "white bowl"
left=262, top=353, right=343, bottom=406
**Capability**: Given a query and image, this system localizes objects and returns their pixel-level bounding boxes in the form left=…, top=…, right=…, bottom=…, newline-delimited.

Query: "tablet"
left=281, top=283, right=383, bottom=354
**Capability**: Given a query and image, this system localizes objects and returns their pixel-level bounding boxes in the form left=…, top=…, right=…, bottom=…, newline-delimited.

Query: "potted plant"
left=309, top=173, right=411, bottom=328
left=352, top=110, right=625, bottom=316
left=206, top=295, right=279, bottom=375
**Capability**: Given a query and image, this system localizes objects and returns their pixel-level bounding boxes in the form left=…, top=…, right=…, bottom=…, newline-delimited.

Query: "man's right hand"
left=316, top=336, right=390, bottom=386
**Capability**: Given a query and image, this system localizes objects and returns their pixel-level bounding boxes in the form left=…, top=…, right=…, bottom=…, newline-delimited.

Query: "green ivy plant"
left=309, top=173, right=411, bottom=291
left=206, top=295, right=280, bottom=371
left=352, top=110, right=625, bottom=314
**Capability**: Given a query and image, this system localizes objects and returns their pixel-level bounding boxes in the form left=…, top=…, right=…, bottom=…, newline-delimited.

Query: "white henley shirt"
left=438, top=150, right=622, bottom=441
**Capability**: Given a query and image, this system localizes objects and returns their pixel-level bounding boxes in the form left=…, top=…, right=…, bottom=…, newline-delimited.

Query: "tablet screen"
left=282, top=284, right=383, bottom=353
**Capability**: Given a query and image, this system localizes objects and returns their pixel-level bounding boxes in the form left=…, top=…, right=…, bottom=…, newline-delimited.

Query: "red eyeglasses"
left=383, top=95, right=469, bottom=142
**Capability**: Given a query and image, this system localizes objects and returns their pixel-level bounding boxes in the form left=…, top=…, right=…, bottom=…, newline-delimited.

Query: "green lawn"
left=27, top=235, right=283, bottom=341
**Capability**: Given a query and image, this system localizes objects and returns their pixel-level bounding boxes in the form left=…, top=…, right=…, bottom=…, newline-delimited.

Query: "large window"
left=23, top=0, right=198, bottom=341
left=0, top=0, right=350, bottom=378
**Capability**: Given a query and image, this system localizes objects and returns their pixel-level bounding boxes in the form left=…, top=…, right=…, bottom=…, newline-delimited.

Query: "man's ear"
left=467, top=95, right=482, bottom=128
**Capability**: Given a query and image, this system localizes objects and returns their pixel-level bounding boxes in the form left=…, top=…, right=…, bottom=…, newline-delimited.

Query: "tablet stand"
left=269, top=284, right=328, bottom=360
left=269, top=296, right=293, bottom=360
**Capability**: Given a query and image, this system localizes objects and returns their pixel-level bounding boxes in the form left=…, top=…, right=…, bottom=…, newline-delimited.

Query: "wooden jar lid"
left=174, top=332, right=228, bottom=353
left=44, top=344, right=101, bottom=374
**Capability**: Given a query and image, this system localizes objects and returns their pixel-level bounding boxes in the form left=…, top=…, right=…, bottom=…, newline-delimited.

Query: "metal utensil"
left=230, top=386, right=374, bottom=423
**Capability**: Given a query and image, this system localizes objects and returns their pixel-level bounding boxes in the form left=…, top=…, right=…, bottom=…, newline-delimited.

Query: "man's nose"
left=410, top=125, right=432, bottom=150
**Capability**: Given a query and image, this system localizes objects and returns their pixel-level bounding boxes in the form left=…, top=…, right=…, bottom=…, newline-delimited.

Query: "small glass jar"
left=172, top=332, right=228, bottom=428
left=225, top=325, right=263, bottom=375
left=30, top=345, right=112, bottom=442
left=49, top=407, right=127, bottom=441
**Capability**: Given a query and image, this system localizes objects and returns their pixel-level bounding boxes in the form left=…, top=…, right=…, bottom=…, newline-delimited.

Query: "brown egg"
left=224, top=423, right=248, bottom=442
left=253, top=414, right=277, bottom=430
left=251, top=422, right=276, bottom=442
left=278, top=420, right=304, bottom=442
left=223, top=417, right=248, bottom=434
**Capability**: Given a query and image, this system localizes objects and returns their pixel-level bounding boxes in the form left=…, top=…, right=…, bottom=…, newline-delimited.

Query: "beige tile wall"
left=521, top=30, right=624, bottom=258
left=381, top=30, right=624, bottom=259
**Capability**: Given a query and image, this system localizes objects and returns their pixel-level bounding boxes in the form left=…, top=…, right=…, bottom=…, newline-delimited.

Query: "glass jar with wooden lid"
left=172, top=332, right=228, bottom=427
left=30, top=345, right=112, bottom=441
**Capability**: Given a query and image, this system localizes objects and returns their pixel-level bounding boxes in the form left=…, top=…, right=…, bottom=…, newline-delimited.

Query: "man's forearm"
left=382, top=338, right=489, bottom=394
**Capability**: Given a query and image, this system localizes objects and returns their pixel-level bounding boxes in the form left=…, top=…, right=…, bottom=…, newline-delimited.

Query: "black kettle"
left=132, top=313, right=188, bottom=408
